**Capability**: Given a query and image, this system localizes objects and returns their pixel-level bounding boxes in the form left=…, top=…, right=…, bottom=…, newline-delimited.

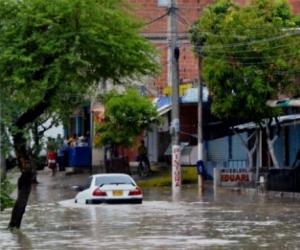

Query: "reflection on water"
left=1, top=183, right=300, bottom=249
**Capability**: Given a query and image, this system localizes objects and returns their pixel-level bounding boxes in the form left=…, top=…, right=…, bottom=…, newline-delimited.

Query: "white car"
left=74, top=173, right=143, bottom=204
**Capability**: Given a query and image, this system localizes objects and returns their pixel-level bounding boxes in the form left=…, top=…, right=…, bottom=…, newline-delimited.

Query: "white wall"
left=147, top=124, right=158, bottom=162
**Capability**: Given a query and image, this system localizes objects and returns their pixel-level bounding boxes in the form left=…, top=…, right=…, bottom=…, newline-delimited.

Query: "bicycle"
left=137, top=155, right=151, bottom=177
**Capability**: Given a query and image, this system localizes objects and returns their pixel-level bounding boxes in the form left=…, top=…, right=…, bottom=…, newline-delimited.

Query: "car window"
left=83, top=177, right=93, bottom=190
left=95, top=176, right=133, bottom=186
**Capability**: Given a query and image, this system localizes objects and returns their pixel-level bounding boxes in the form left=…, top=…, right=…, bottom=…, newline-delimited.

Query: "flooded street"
left=1, top=171, right=300, bottom=249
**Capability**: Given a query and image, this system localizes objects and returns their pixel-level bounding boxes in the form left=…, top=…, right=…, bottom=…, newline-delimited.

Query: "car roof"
left=91, top=173, right=131, bottom=178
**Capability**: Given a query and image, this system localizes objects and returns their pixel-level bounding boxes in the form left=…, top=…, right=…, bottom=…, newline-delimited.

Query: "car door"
left=76, top=176, right=94, bottom=203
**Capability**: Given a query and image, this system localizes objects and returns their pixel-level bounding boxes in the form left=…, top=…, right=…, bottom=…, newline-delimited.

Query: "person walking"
left=47, top=148, right=57, bottom=176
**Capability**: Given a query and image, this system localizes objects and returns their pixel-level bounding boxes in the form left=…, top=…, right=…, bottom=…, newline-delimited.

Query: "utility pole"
left=197, top=50, right=204, bottom=195
left=169, top=0, right=181, bottom=197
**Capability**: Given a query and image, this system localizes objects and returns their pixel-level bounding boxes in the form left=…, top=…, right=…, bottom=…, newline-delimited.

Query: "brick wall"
left=127, top=0, right=208, bottom=90
left=127, top=0, right=300, bottom=93
left=120, top=0, right=300, bottom=162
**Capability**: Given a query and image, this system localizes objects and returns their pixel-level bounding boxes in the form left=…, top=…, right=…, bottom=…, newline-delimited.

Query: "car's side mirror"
left=71, top=185, right=83, bottom=192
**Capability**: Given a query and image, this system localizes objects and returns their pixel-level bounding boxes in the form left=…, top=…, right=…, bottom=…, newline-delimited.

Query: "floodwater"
left=1, top=171, right=300, bottom=249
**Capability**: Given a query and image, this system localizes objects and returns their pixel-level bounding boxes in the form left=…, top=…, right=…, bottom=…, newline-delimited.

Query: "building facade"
left=127, top=0, right=300, bottom=94
left=88, top=0, right=300, bottom=170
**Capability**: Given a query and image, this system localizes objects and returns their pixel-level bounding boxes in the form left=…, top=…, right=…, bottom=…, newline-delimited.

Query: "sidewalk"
left=34, top=165, right=157, bottom=185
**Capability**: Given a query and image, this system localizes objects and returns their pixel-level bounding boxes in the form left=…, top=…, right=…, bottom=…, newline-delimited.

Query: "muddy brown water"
left=1, top=170, right=300, bottom=249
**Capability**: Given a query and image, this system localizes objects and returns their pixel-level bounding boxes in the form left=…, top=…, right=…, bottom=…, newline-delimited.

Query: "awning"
left=153, top=86, right=209, bottom=116
left=233, top=114, right=300, bottom=132
left=267, top=99, right=300, bottom=107
left=153, top=97, right=172, bottom=116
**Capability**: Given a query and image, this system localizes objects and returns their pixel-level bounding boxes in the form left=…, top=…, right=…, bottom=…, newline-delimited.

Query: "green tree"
left=0, top=0, right=161, bottom=229
left=190, top=0, right=300, bottom=168
left=0, top=171, right=17, bottom=211
left=94, top=88, right=161, bottom=150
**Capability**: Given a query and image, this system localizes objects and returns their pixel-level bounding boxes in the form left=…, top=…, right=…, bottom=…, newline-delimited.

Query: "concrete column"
left=214, top=167, right=220, bottom=189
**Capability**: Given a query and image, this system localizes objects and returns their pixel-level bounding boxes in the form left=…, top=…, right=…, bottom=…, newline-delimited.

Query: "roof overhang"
left=233, top=114, right=300, bottom=132
left=267, top=99, right=300, bottom=107
left=153, top=86, right=209, bottom=116
left=153, top=97, right=172, bottom=116
left=158, top=105, right=172, bottom=116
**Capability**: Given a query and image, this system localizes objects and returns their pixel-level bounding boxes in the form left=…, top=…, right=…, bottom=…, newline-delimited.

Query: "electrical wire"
left=146, top=10, right=170, bottom=26
left=145, top=9, right=300, bottom=53
left=178, top=10, right=193, bottom=26
left=137, top=6, right=300, bottom=80
left=199, top=52, right=286, bottom=60
left=201, top=31, right=300, bottom=49
left=181, top=39, right=300, bottom=54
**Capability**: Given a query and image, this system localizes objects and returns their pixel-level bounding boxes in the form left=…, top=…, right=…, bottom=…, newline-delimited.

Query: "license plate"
left=113, top=190, right=123, bottom=196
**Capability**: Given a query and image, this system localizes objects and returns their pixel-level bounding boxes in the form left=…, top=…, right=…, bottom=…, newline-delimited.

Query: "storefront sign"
left=220, top=168, right=251, bottom=183
left=172, top=145, right=181, bottom=188
left=221, top=174, right=249, bottom=182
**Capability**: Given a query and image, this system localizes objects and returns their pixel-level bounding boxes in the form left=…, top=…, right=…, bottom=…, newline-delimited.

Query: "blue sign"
left=197, top=160, right=205, bottom=176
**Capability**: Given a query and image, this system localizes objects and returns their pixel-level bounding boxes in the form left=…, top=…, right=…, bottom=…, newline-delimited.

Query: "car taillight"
left=93, top=188, right=107, bottom=196
left=129, top=187, right=142, bottom=196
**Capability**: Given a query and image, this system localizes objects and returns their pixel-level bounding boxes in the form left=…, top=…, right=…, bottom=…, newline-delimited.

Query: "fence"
left=267, top=166, right=300, bottom=192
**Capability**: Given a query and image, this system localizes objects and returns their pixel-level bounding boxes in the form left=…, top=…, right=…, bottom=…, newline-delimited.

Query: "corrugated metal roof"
left=233, top=114, right=300, bottom=131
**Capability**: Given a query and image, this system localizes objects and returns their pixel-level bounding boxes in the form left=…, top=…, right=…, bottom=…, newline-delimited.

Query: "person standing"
left=56, top=133, right=63, bottom=148
left=62, top=135, right=70, bottom=169
left=57, top=146, right=66, bottom=172
left=63, top=135, right=69, bottom=147
left=67, top=133, right=77, bottom=147
left=78, top=133, right=85, bottom=144
left=55, top=133, right=65, bottom=171
left=47, top=148, right=57, bottom=176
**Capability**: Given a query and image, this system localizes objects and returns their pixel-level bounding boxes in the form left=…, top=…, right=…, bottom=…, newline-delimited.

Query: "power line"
left=201, top=31, right=300, bottom=49
left=178, top=10, right=193, bottom=26
left=182, top=36, right=300, bottom=52
left=146, top=10, right=170, bottom=25
left=189, top=40, right=300, bottom=54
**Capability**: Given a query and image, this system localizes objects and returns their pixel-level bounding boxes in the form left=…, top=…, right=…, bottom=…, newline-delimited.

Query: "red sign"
left=221, top=174, right=250, bottom=182
left=173, top=146, right=180, bottom=188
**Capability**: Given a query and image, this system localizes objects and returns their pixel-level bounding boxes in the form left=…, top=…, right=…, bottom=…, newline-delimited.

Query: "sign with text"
left=172, top=145, right=181, bottom=191
left=219, top=168, right=252, bottom=187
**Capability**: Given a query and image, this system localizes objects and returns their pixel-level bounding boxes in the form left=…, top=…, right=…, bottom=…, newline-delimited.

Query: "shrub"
left=137, top=173, right=198, bottom=188
left=0, top=170, right=16, bottom=211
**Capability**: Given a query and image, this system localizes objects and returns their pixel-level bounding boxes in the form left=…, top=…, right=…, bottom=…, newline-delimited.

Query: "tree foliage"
left=0, top=0, right=161, bottom=138
left=94, top=88, right=161, bottom=148
left=190, top=0, right=300, bottom=124
left=0, top=0, right=161, bottom=229
left=0, top=0, right=161, bottom=165
left=0, top=170, right=17, bottom=211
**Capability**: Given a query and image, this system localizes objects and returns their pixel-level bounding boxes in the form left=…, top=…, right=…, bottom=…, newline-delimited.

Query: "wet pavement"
left=1, top=169, right=300, bottom=249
